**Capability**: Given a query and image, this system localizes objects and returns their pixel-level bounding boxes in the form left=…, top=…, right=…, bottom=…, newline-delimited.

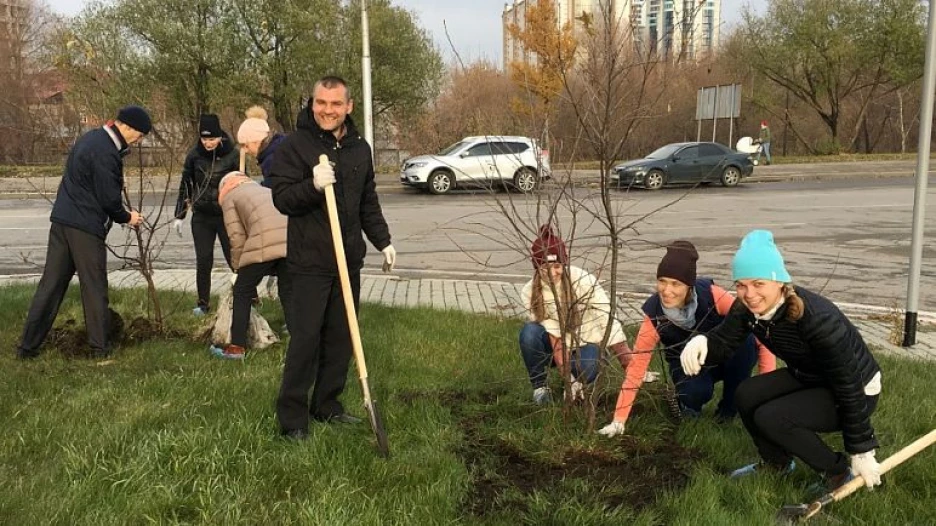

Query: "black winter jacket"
left=50, top=125, right=132, bottom=239
left=269, top=109, right=390, bottom=275
left=174, top=133, right=239, bottom=218
left=705, top=286, right=880, bottom=454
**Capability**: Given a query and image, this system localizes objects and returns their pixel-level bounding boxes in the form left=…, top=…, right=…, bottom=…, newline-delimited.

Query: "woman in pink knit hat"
left=237, top=106, right=287, bottom=188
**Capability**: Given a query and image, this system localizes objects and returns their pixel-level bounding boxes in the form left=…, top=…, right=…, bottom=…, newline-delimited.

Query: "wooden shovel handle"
left=832, top=428, right=936, bottom=502
left=239, top=149, right=246, bottom=172
left=323, top=171, right=373, bottom=404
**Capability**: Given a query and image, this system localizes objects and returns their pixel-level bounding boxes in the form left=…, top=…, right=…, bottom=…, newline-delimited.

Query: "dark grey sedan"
left=610, top=142, right=754, bottom=190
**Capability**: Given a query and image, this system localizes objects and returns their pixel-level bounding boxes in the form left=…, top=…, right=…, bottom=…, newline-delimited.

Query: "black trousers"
left=19, top=223, right=110, bottom=356
left=191, top=212, right=232, bottom=307
left=230, top=259, right=294, bottom=348
left=276, top=270, right=359, bottom=432
left=736, top=368, right=878, bottom=475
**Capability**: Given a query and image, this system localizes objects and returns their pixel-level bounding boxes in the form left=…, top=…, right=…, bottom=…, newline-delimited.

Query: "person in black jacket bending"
left=270, top=76, right=396, bottom=440
left=173, top=114, right=240, bottom=315
left=17, top=106, right=150, bottom=360
left=680, top=230, right=883, bottom=491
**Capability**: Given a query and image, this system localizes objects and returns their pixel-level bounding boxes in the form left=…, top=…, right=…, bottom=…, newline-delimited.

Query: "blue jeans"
left=667, top=334, right=758, bottom=418
left=756, top=142, right=772, bottom=164
left=519, top=322, right=599, bottom=389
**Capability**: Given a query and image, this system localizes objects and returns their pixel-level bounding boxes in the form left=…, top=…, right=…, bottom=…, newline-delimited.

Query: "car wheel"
left=428, top=170, right=454, bottom=195
left=644, top=170, right=665, bottom=190
left=721, top=166, right=741, bottom=187
left=513, top=168, right=539, bottom=193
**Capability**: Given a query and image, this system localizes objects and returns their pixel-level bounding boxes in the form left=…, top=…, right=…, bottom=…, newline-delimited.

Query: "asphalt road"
left=1, top=172, right=933, bottom=311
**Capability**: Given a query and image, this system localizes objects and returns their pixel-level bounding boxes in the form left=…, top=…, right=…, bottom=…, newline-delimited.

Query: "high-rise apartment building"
left=503, top=0, right=720, bottom=66
left=0, top=0, right=27, bottom=72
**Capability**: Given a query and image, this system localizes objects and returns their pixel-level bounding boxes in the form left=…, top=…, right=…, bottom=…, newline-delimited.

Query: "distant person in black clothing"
left=270, top=76, right=396, bottom=440
left=172, top=114, right=240, bottom=315
left=17, top=105, right=151, bottom=360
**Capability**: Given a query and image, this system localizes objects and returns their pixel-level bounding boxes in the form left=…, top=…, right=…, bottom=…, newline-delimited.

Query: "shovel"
left=320, top=154, right=390, bottom=458
left=776, top=428, right=936, bottom=524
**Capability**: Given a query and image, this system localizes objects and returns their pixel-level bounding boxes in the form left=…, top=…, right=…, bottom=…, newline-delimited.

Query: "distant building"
left=0, top=0, right=28, bottom=73
left=503, top=0, right=720, bottom=66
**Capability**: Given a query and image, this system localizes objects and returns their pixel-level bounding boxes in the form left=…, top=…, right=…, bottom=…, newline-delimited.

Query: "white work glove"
left=382, top=244, right=397, bottom=273
left=597, top=421, right=626, bottom=438
left=313, top=154, right=336, bottom=192
left=565, top=376, right=584, bottom=402
left=172, top=219, right=184, bottom=237
left=850, top=450, right=882, bottom=488
left=680, top=334, right=709, bottom=376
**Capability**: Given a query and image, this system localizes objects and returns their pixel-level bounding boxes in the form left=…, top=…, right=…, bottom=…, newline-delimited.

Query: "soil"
left=400, top=388, right=699, bottom=518
left=47, top=309, right=181, bottom=358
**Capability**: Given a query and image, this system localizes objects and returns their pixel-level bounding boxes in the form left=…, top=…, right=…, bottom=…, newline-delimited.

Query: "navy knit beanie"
left=116, top=105, right=152, bottom=135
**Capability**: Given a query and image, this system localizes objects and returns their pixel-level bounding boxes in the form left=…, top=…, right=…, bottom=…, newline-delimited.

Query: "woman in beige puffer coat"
left=213, top=172, right=292, bottom=359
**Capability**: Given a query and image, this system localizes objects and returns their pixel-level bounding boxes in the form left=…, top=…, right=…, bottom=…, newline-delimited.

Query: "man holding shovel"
left=269, top=76, right=396, bottom=441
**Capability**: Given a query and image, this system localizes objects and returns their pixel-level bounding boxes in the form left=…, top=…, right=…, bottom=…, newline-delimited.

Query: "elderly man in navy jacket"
left=16, top=106, right=151, bottom=360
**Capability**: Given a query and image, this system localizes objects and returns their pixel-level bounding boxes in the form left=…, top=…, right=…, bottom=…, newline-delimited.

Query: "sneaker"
left=532, top=386, right=552, bottom=405
left=192, top=305, right=209, bottom=316
left=16, top=347, right=39, bottom=360
left=807, top=469, right=855, bottom=497
left=211, top=344, right=245, bottom=360
left=731, top=459, right=796, bottom=479
left=281, top=428, right=309, bottom=442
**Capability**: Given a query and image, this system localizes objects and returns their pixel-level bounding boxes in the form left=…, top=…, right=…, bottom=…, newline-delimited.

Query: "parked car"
left=400, top=136, right=550, bottom=195
left=610, top=142, right=754, bottom=190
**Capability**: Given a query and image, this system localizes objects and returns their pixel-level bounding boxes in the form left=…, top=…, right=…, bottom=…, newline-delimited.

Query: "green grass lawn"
left=1, top=285, right=934, bottom=525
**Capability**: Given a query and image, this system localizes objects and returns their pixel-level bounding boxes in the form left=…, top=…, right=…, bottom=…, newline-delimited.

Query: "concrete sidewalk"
left=3, top=268, right=934, bottom=362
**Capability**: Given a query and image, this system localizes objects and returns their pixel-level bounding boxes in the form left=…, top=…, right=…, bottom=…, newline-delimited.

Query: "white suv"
left=400, top=136, right=550, bottom=195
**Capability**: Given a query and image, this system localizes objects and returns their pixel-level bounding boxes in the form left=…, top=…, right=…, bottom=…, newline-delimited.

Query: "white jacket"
left=521, top=265, right=627, bottom=348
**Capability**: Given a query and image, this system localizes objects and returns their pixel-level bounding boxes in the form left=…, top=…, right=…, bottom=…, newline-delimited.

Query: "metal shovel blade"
left=776, top=502, right=822, bottom=524
left=366, top=399, right=390, bottom=458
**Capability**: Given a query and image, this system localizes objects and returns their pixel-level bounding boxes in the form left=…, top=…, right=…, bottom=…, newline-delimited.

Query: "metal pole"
left=902, top=0, right=936, bottom=347
left=728, top=85, right=735, bottom=147
left=712, top=85, right=718, bottom=142
left=361, top=0, right=375, bottom=157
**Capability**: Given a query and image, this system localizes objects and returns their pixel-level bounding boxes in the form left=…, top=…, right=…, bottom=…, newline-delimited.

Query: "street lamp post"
left=361, top=0, right=375, bottom=157
left=902, top=0, right=936, bottom=347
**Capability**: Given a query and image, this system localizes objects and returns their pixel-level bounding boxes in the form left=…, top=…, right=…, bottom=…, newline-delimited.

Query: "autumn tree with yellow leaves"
left=506, top=0, right=577, bottom=143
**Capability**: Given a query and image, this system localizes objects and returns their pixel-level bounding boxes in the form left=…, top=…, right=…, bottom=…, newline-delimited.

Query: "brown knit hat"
left=531, top=224, right=568, bottom=269
left=656, top=240, right=698, bottom=287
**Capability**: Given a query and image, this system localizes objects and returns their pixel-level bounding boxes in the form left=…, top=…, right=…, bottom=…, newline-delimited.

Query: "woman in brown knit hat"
left=597, top=240, right=776, bottom=438
left=518, top=224, right=632, bottom=405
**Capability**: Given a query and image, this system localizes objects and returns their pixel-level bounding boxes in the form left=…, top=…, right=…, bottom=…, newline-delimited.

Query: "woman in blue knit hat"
left=679, top=229, right=883, bottom=492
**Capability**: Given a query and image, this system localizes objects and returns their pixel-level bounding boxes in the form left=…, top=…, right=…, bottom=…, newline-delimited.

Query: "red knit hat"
left=760, top=120, right=768, bottom=127
left=531, top=224, right=568, bottom=269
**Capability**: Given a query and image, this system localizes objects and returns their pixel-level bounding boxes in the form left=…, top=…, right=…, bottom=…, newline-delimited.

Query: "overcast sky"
left=46, top=0, right=767, bottom=65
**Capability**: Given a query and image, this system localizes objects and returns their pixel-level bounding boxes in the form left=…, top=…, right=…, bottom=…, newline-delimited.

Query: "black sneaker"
left=281, top=428, right=309, bottom=441
left=314, top=413, right=363, bottom=425
left=16, top=348, right=39, bottom=360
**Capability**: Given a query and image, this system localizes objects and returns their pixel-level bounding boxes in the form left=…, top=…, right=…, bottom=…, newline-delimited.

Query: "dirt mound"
left=47, top=309, right=179, bottom=358
left=400, top=388, right=698, bottom=517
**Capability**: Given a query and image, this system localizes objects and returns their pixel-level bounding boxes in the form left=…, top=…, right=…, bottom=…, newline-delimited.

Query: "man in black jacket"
left=17, top=106, right=151, bottom=360
left=270, top=76, right=396, bottom=440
